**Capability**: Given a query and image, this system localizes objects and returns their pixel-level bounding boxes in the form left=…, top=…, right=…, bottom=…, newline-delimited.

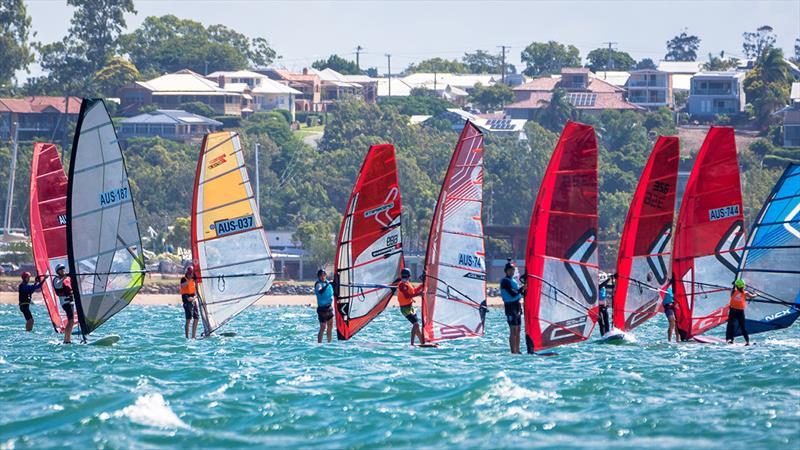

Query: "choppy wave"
left=0, top=304, right=798, bottom=449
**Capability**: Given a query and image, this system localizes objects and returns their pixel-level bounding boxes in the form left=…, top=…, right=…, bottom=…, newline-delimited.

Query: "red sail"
left=673, top=127, right=745, bottom=338
left=334, top=144, right=404, bottom=340
left=612, top=137, right=679, bottom=331
left=29, top=142, right=70, bottom=332
left=422, top=121, right=486, bottom=343
left=524, top=122, right=599, bottom=352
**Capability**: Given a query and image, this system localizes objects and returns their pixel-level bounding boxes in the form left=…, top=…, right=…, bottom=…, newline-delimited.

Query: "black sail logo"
left=564, top=229, right=598, bottom=302
left=715, top=220, right=745, bottom=273
left=646, top=224, right=671, bottom=285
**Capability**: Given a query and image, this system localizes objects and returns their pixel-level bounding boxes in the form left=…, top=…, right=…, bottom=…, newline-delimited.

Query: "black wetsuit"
left=18, top=281, right=43, bottom=321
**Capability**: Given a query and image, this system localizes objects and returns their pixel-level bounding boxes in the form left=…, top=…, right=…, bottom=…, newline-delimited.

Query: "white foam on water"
left=115, top=393, right=189, bottom=429
left=475, top=372, right=558, bottom=424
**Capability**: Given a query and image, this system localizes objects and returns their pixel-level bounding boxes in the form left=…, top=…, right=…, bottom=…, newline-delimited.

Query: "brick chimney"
left=217, top=75, right=225, bottom=88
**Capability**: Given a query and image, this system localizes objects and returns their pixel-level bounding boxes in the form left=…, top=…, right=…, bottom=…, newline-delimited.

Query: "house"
left=504, top=68, right=643, bottom=120
left=118, top=109, right=222, bottom=143
left=207, top=70, right=301, bottom=120
left=416, top=108, right=527, bottom=138
left=377, top=78, right=413, bottom=97
left=262, top=68, right=323, bottom=112
left=626, top=69, right=672, bottom=109
left=593, top=71, right=631, bottom=88
left=0, top=96, right=81, bottom=141
left=308, top=68, right=364, bottom=107
left=687, top=71, right=746, bottom=119
left=657, top=61, right=701, bottom=92
left=340, top=74, right=379, bottom=103
left=119, top=69, right=246, bottom=116
left=400, top=73, right=501, bottom=93
left=776, top=82, right=800, bottom=147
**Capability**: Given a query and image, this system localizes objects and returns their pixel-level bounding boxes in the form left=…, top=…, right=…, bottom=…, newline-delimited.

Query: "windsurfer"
left=597, top=274, right=613, bottom=336
left=500, top=260, right=524, bottom=354
left=662, top=276, right=678, bottom=342
left=726, top=279, right=757, bottom=345
left=397, top=268, right=424, bottom=345
left=180, top=266, right=199, bottom=339
left=314, top=269, right=334, bottom=343
left=53, top=265, right=75, bottom=344
left=18, top=272, right=44, bottom=332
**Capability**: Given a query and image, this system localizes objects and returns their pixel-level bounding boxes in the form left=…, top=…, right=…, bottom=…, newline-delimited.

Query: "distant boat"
left=67, top=98, right=145, bottom=338
left=672, top=127, right=745, bottom=340
left=421, top=121, right=487, bottom=344
left=334, top=144, right=403, bottom=340
left=612, top=136, right=679, bottom=333
left=191, top=131, right=275, bottom=337
left=524, top=121, right=599, bottom=353
left=29, top=142, right=74, bottom=333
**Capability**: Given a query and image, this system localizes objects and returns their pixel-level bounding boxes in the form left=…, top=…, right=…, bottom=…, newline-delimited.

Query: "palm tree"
left=537, top=88, right=577, bottom=131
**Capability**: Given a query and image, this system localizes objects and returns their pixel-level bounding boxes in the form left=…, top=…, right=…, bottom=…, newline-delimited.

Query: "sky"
left=18, top=0, right=800, bottom=80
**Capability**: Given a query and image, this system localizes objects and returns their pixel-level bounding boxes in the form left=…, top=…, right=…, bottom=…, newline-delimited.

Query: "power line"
left=498, top=45, right=511, bottom=83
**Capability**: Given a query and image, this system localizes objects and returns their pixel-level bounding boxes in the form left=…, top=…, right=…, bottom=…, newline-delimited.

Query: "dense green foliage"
left=406, top=58, right=467, bottom=74
left=312, top=54, right=361, bottom=75
left=0, top=0, right=33, bottom=89
left=635, top=58, right=657, bottom=70
left=462, top=50, right=512, bottom=74
left=377, top=93, right=455, bottom=116
left=586, top=48, right=636, bottom=72
left=468, top=83, right=514, bottom=112
left=520, top=41, right=581, bottom=76
left=665, top=31, right=701, bottom=61
left=743, top=48, right=793, bottom=130
left=742, top=25, right=777, bottom=59
left=701, top=51, right=739, bottom=71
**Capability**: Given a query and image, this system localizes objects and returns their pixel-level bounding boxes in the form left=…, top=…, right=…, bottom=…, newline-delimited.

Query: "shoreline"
left=0, top=292, right=505, bottom=307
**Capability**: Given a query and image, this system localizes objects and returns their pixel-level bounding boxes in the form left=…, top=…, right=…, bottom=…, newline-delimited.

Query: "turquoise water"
left=1, top=304, right=798, bottom=449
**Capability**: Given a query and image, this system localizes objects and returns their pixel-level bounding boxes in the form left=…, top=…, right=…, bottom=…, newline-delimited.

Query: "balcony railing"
left=628, top=80, right=667, bottom=88
left=692, top=88, right=734, bottom=95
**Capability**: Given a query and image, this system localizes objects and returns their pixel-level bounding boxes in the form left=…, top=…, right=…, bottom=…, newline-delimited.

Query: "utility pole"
left=385, top=54, right=392, bottom=96
left=498, top=45, right=510, bottom=84
left=355, top=45, right=364, bottom=71
left=3, top=123, right=19, bottom=240
left=254, top=142, right=261, bottom=212
left=601, top=42, right=618, bottom=79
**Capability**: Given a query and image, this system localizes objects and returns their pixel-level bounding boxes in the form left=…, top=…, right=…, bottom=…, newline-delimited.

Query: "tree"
left=520, top=41, right=581, bottom=76
left=462, top=50, right=507, bottom=74
left=0, top=0, right=33, bottom=88
left=406, top=58, right=467, bottom=74
left=178, top=101, right=215, bottom=117
left=311, top=54, right=361, bottom=75
left=702, top=51, right=739, bottom=71
left=586, top=47, right=635, bottom=72
left=635, top=58, right=657, bottom=70
left=37, top=0, right=135, bottom=94
left=468, top=83, right=514, bottom=112
left=167, top=217, right=191, bottom=250
left=294, top=220, right=337, bottom=269
left=94, top=56, right=140, bottom=97
left=743, top=25, right=776, bottom=59
left=378, top=95, right=454, bottom=116
left=665, top=31, right=701, bottom=61
left=743, top=47, right=792, bottom=130
left=535, top=88, right=576, bottom=131
left=119, top=15, right=276, bottom=76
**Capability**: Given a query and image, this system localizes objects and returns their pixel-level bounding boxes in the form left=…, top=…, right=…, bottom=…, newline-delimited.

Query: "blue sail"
left=735, top=164, right=800, bottom=336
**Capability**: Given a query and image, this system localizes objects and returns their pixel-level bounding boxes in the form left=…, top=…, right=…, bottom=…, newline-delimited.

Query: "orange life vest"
left=180, top=278, right=196, bottom=296
left=729, top=290, right=747, bottom=310
left=397, top=280, right=420, bottom=307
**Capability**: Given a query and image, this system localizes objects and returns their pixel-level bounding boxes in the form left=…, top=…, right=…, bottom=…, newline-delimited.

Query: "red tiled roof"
left=514, top=76, right=623, bottom=94
left=271, top=68, right=319, bottom=83
left=0, top=96, right=82, bottom=114
left=505, top=91, right=642, bottom=111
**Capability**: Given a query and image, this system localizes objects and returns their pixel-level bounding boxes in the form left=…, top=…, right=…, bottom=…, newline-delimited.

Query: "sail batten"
left=66, top=99, right=144, bottom=336
left=672, top=127, right=745, bottom=338
left=334, top=144, right=403, bottom=340
left=421, top=122, right=486, bottom=343
left=191, top=131, right=275, bottom=336
left=612, top=136, right=680, bottom=332
left=524, top=122, right=599, bottom=352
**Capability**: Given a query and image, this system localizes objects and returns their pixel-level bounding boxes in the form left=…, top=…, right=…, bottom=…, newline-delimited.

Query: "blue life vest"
left=500, top=276, right=523, bottom=303
left=598, top=286, right=607, bottom=306
left=315, top=280, right=333, bottom=307
left=662, top=286, right=674, bottom=306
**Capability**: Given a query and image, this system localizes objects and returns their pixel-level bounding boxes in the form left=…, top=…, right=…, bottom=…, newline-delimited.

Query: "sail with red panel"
left=29, top=142, right=74, bottom=332
left=612, top=136, right=680, bottom=332
left=421, top=121, right=487, bottom=343
left=524, top=121, right=599, bottom=353
left=334, top=144, right=404, bottom=340
left=673, top=127, right=745, bottom=339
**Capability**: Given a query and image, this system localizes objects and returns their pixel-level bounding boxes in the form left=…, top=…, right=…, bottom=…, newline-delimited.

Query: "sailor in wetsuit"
left=397, top=268, right=425, bottom=346
left=180, top=266, right=199, bottom=339
left=726, top=279, right=757, bottom=346
left=52, top=264, right=75, bottom=344
left=597, top=274, right=614, bottom=336
left=662, top=276, right=678, bottom=342
left=314, top=269, right=334, bottom=343
left=18, top=272, right=43, bottom=332
left=499, top=260, right=524, bottom=354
